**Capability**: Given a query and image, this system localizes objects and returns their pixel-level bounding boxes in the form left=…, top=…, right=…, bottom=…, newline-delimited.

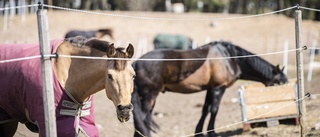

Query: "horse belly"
left=165, top=61, right=211, bottom=93
left=165, top=84, right=205, bottom=93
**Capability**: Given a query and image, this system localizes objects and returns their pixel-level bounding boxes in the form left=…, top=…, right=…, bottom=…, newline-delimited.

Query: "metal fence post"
left=37, top=2, right=57, bottom=137
left=294, top=5, right=306, bottom=137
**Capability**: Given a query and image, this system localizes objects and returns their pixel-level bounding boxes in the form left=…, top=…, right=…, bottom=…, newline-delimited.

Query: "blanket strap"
left=62, top=88, right=92, bottom=136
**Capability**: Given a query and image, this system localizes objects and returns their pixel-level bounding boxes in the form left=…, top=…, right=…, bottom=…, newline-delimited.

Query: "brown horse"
left=131, top=41, right=288, bottom=137
left=0, top=36, right=135, bottom=136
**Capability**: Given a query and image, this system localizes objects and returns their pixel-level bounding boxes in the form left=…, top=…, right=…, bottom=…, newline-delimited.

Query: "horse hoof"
left=207, top=132, right=220, bottom=137
left=194, top=134, right=204, bottom=137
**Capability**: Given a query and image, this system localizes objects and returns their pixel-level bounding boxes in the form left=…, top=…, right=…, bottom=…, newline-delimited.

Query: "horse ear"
left=126, top=43, right=134, bottom=58
left=276, top=64, right=280, bottom=71
left=107, top=43, right=116, bottom=57
left=273, top=64, right=280, bottom=74
left=281, top=66, right=285, bottom=72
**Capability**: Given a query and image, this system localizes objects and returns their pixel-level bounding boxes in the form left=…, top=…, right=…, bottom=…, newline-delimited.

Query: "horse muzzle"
left=116, top=104, right=133, bottom=122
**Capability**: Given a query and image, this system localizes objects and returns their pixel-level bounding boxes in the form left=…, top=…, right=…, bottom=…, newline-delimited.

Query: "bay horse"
left=0, top=36, right=135, bottom=136
left=131, top=41, right=288, bottom=137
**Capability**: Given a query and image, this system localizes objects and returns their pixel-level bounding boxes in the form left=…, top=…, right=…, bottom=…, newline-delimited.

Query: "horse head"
left=104, top=43, right=135, bottom=122
left=265, top=64, right=288, bottom=86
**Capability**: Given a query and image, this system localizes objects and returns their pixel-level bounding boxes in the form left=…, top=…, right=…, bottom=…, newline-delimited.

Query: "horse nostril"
left=129, top=103, right=133, bottom=110
left=117, top=104, right=133, bottom=111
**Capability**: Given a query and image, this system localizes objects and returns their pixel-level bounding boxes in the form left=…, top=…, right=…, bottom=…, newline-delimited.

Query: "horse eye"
left=108, top=74, right=113, bottom=80
left=133, top=75, right=136, bottom=79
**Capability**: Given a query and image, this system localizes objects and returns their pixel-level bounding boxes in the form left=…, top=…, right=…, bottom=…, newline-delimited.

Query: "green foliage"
left=185, top=0, right=226, bottom=12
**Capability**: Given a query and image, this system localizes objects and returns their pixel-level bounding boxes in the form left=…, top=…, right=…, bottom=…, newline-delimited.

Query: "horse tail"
left=147, top=111, right=159, bottom=133
left=131, top=62, right=159, bottom=134
left=131, top=82, right=159, bottom=134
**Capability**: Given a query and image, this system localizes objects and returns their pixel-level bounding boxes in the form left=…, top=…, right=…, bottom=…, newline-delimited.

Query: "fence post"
left=294, top=6, right=306, bottom=137
left=307, top=41, right=316, bottom=82
left=37, top=2, right=57, bottom=137
left=3, top=3, right=8, bottom=32
left=283, top=40, right=288, bottom=74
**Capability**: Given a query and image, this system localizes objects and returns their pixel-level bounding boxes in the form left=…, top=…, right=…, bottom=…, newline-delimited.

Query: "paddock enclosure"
left=1, top=6, right=320, bottom=137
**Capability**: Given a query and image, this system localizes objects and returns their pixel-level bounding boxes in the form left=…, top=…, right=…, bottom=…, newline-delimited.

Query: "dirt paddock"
left=1, top=9, right=320, bottom=137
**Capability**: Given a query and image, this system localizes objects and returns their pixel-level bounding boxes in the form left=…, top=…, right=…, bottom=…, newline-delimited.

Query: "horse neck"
left=219, top=43, right=275, bottom=85
left=237, top=56, right=275, bottom=85
left=55, top=42, right=106, bottom=102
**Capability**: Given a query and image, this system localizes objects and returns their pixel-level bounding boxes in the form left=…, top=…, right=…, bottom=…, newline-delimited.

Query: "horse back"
left=164, top=45, right=240, bottom=93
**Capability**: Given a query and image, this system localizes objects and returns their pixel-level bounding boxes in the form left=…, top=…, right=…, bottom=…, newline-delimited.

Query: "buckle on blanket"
left=60, top=109, right=90, bottom=117
left=62, top=100, right=91, bottom=109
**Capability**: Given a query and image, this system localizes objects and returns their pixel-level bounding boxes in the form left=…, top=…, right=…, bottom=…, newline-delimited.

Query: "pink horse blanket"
left=0, top=39, right=98, bottom=136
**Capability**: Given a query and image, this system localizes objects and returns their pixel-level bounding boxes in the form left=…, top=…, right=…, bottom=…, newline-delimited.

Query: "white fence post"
left=137, top=37, right=148, bottom=58
left=205, top=36, right=211, bottom=44
left=283, top=40, right=288, bottom=74
left=21, top=0, right=26, bottom=22
left=9, top=0, right=15, bottom=18
left=3, top=3, right=9, bottom=32
left=307, top=41, right=316, bottom=82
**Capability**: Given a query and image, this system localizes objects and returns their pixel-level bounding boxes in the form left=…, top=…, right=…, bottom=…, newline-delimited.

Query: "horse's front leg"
left=207, top=87, right=226, bottom=137
left=195, top=88, right=213, bottom=137
left=0, top=120, right=18, bottom=137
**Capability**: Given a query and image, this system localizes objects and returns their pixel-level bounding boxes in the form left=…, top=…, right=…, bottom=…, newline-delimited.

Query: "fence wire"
left=0, top=4, right=38, bottom=11
left=0, top=47, right=305, bottom=63
left=301, top=6, right=320, bottom=12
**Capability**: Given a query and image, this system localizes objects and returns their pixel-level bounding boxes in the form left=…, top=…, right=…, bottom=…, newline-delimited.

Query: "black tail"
left=132, top=84, right=159, bottom=134
left=131, top=62, right=159, bottom=136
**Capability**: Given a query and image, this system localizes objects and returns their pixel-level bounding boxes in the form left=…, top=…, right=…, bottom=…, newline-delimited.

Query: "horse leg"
left=0, top=121, right=18, bottom=137
left=195, top=89, right=213, bottom=137
left=207, top=87, right=226, bottom=137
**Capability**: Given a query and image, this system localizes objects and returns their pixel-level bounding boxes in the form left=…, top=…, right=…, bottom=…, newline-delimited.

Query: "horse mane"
left=65, top=36, right=129, bottom=70
left=65, top=36, right=112, bottom=52
left=85, top=39, right=129, bottom=70
left=214, top=41, right=276, bottom=80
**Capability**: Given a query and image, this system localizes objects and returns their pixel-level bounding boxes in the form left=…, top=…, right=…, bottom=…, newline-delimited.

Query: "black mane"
left=212, top=41, right=276, bottom=81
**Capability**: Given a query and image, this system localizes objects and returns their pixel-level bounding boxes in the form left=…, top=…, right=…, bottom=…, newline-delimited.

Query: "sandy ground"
left=1, top=9, right=320, bottom=137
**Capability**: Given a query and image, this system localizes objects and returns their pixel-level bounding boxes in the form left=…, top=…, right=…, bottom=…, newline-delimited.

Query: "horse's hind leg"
left=0, top=121, right=18, bottom=137
left=195, top=89, right=213, bottom=137
left=207, top=87, right=226, bottom=137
